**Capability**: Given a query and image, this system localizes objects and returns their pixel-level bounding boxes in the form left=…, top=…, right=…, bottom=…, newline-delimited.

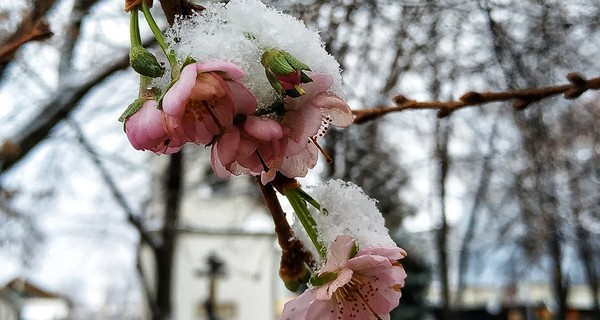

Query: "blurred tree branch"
left=0, top=0, right=56, bottom=78
left=353, top=73, right=600, bottom=123
left=68, top=120, right=160, bottom=250
left=0, top=38, right=156, bottom=175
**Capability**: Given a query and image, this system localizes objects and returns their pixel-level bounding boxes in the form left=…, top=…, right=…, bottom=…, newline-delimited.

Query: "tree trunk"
left=456, top=118, right=498, bottom=305
left=435, top=119, right=451, bottom=320
left=153, top=152, right=183, bottom=320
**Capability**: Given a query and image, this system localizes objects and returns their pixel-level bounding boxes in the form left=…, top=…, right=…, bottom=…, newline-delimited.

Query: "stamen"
left=255, top=151, right=270, bottom=172
left=202, top=101, right=226, bottom=133
left=294, top=84, right=306, bottom=96
left=310, top=137, right=332, bottom=163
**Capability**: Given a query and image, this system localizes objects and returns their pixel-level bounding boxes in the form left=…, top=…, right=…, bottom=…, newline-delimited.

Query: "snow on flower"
left=165, top=0, right=344, bottom=109
left=292, top=180, right=397, bottom=261
left=281, top=235, right=407, bottom=320
left=161, top=61, right=257, bottom=145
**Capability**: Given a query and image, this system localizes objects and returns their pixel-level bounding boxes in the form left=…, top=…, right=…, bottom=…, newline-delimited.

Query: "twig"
left=0, top=20, right=52, bottom=60
left=68, top=119, right=160, bottom=250
left=256, top=176, right=315, bottom=284
left=353, top=73, right=600, bottom=123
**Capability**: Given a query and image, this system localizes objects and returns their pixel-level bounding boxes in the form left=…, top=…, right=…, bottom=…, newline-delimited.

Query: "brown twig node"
left=352, top=73, right=600, bottom=123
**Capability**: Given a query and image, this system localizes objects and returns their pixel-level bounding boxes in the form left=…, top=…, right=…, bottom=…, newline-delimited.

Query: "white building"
left=142, top=153, right=293, bottom=320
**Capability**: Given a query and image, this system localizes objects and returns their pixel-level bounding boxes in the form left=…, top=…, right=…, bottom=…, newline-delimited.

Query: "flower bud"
left=129, top=46, right=164, bottom=78
left=119, top=98, right=143, bottom=123
left=261, top=49, right=312, bottom=97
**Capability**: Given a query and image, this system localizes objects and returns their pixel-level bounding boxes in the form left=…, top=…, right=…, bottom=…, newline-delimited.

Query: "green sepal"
left=265, top=70, right=285, bottom=94
left=285, top=88, right=302, bottom=98
left=284, top=53, right=310, bottom=72
left=261, top=49, right=310, bottom=76
left=119, top=99, right=143, bottom=122
left=181, top=56, right=196, bottom=69
left=300, top=71, right=313, bottom=84
left=348, top=241, right=359, bottom=259
left=129, top=46, right=165, bottom=78
left=268, top=53, right=295, bottom=75
left=309, top=272, right=338, bottom=287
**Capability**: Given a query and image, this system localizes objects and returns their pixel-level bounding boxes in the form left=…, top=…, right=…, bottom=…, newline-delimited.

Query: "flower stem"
left=129, top=9, right=142, bottom=48
left=140, top=0, right=179, bottom=78
left=285, top=189, right=326, bottom=259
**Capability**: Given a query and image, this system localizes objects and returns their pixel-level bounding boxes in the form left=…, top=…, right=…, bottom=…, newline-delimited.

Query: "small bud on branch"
left=353, top=73, right=600, bottom=124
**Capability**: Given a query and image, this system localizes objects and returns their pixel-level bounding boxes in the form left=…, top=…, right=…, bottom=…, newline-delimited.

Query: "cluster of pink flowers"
left=281, top=235, right=407, bottom=320
left=124, top=59, right=353, bottom=183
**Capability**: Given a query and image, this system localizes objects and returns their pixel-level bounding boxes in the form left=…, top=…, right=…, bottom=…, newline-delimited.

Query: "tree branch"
left=0, top=38, right=155, bottom=175
left=0, top=0, right=56, bottom=77
left=158, top=0, right=205, bottom=25
left=68, top=120, right=160, bottom=250
left=353, top=73, right=600, bottom=123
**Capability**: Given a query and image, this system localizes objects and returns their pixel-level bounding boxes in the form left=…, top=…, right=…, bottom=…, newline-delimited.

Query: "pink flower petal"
left=227, top=81, right=258, bottom=115
left=321, top=235, right=355, bottom=273
left=125, top=100, right=184, bottom=154
left=196, top=60, right=246, bottom=80
left=244, top=116, right=283, bottom=141
left=313, top=92, right=353, bottom=127
left=281, top=289, right=316, bottom=320
left=357, top=247, right=407, bottom=261
left=217, top=128, right=241, bottom=165
left=210, top=143, right=231, bottom=179
left=280, top=142, right=318, bottom=178
left=305, top=299, right=337, bottom=320
left=163, top=64, right=198, bottom=117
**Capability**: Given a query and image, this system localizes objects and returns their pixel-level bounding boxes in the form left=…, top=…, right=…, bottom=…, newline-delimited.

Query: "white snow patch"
left=292, top=179, right=396, bottom=261
left=164, top=0, right=343, bottom=108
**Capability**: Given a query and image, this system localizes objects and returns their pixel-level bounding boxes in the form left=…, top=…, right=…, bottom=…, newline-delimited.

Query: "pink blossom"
left=124, top=99, right=183, bottom=154
left=162, top=61, right=257, bottom=145
left=281, top=235, right=407, bottom=320
left=210, top=115, right=284, bottom=180
left=278, top=73, right=353, bottom=178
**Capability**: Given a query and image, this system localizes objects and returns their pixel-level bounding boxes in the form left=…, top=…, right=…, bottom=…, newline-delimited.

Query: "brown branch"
left=0, top=37, right=156, bottom=175
left=0, top=20, right=52, bottom=60
left=0, top=0, right=56, bottom=77
left=353, top=73, right=600, bottom=123
left=256, top=176, right=314, bottom=289
left=158, top=0, right=205, bottom=25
